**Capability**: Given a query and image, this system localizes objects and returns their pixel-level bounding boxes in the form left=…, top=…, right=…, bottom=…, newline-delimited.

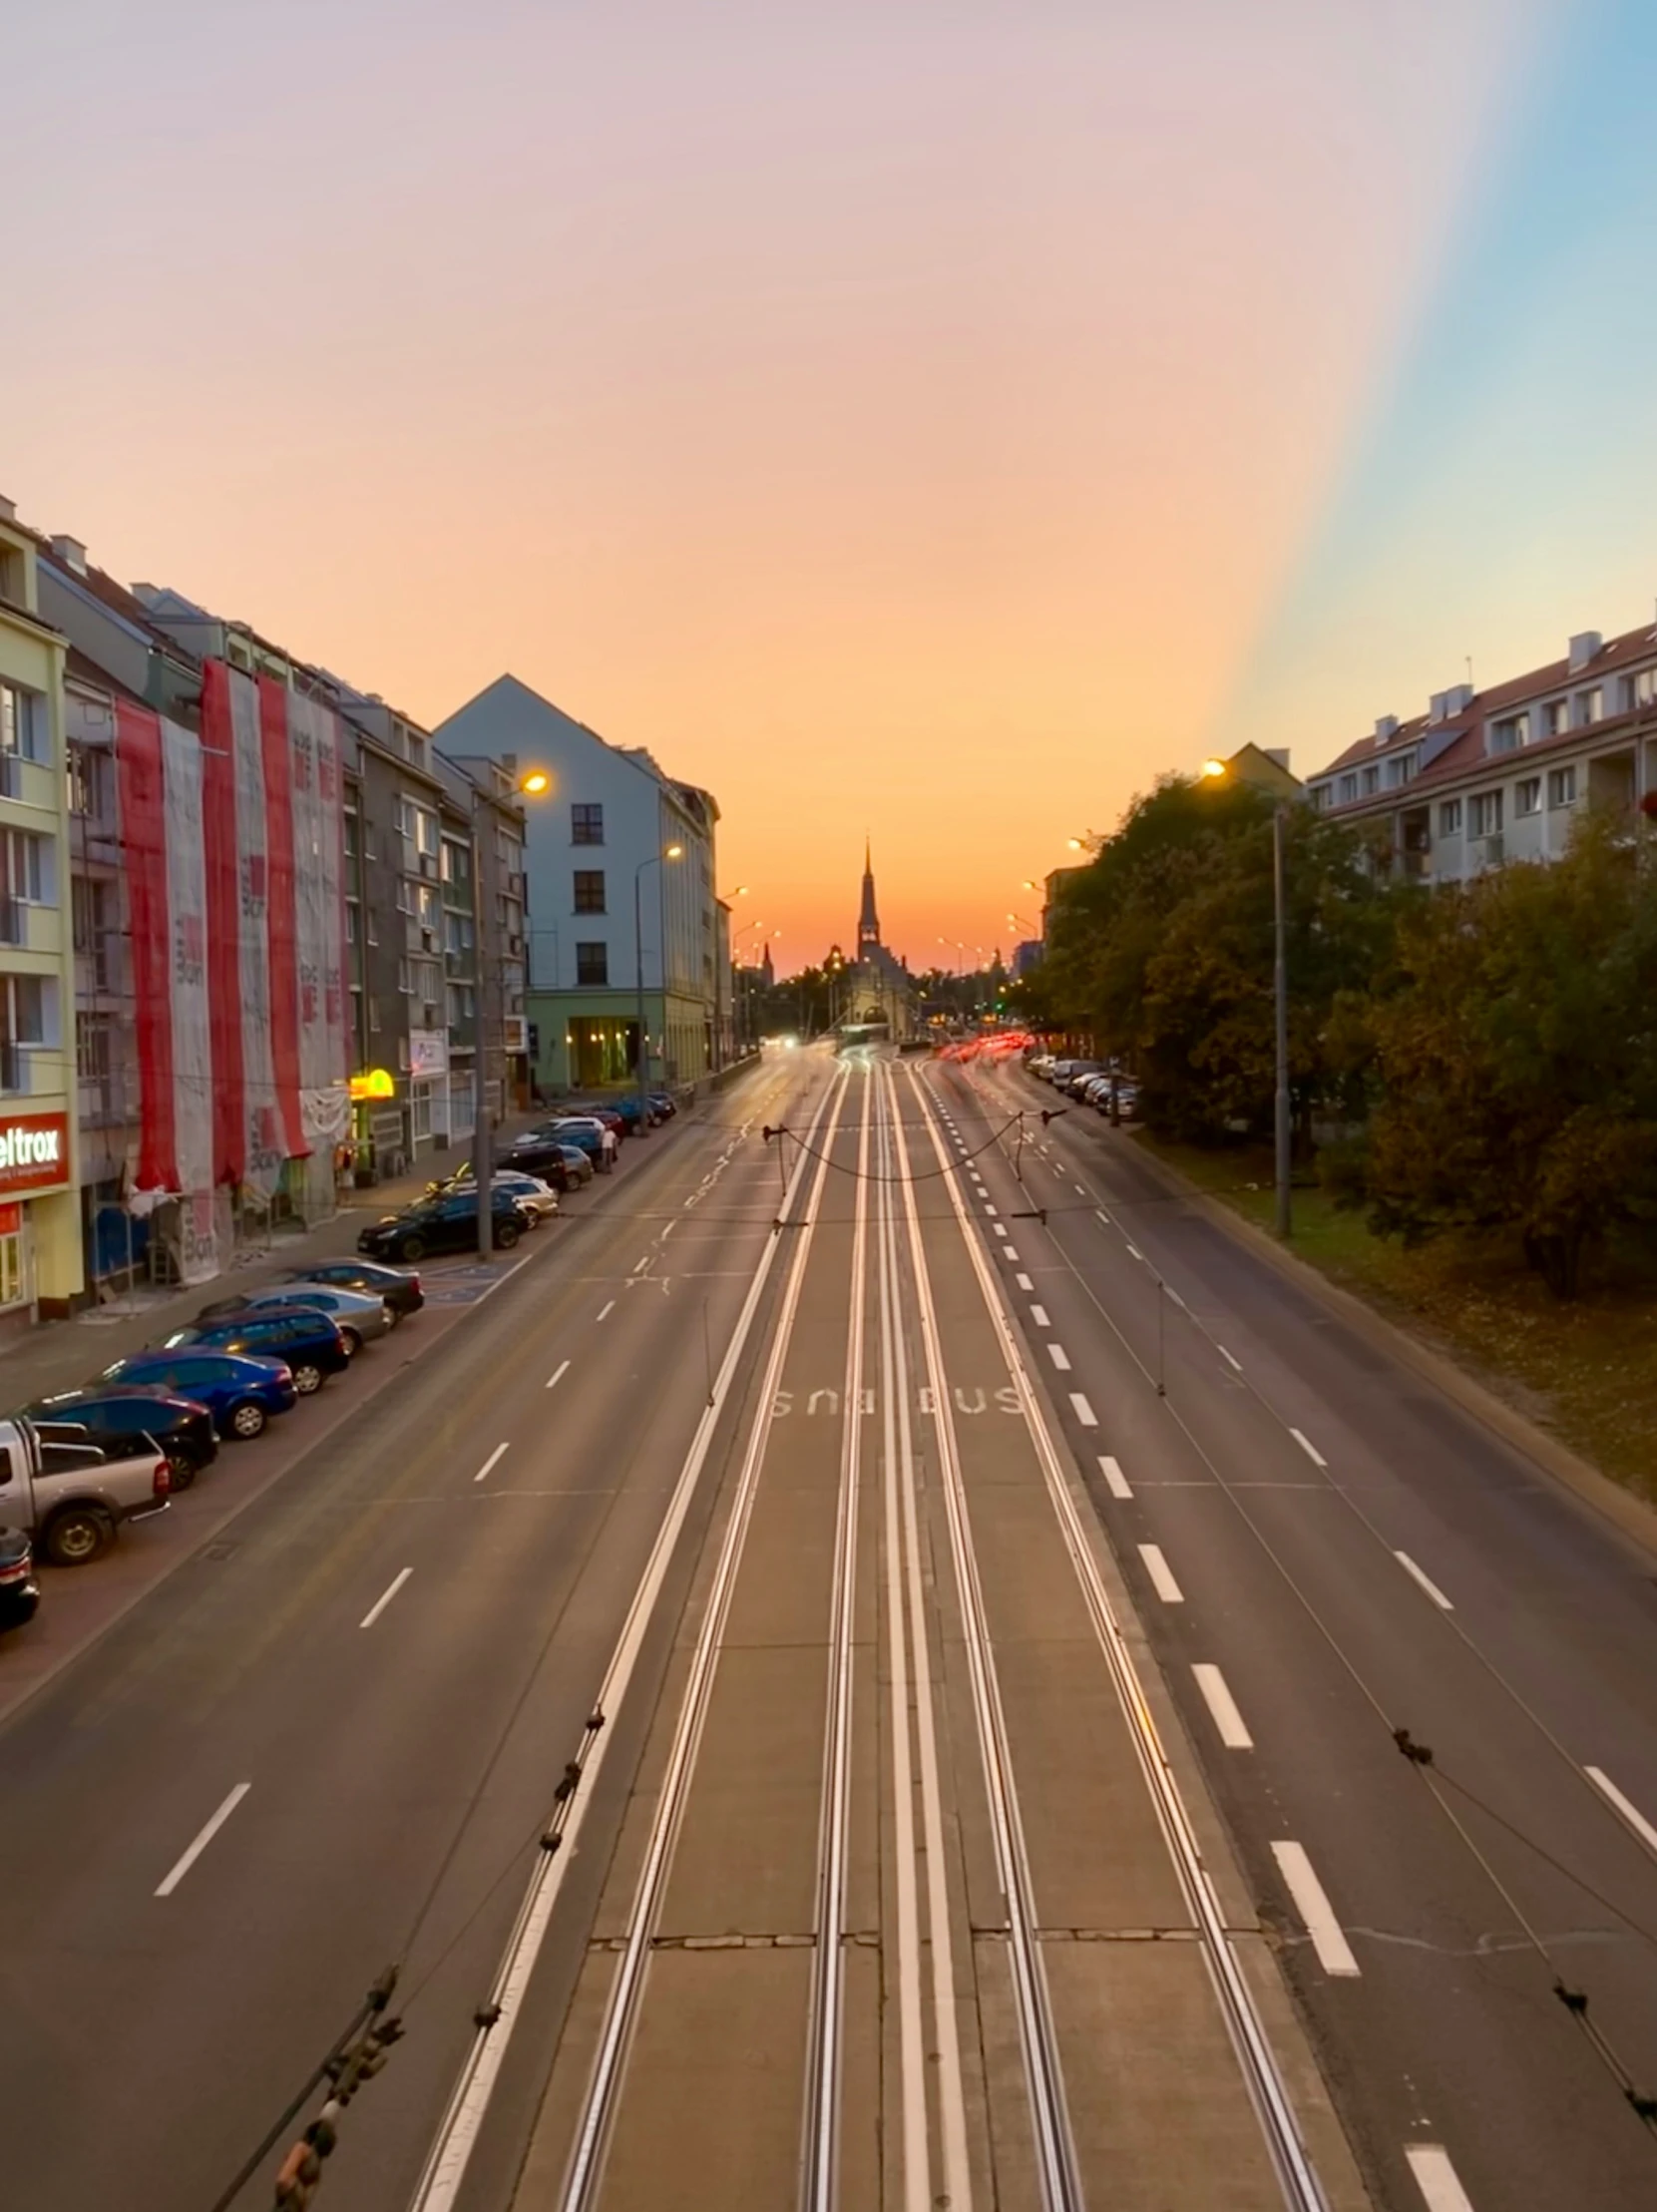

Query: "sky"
left=10, top=0, right=1653, bottom=972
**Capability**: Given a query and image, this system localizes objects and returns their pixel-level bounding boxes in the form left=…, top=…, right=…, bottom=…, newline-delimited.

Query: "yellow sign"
left=349, top=1069, right=396, bottom=1102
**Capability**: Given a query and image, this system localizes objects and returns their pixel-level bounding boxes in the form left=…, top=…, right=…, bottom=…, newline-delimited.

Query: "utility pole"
left=1273, top=801, right=1292, bottom=1240
left=470, top=792, right=493, bottom=1260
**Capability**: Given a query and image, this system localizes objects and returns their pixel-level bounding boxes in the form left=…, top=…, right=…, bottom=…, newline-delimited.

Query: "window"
left=572, top=803, right=605, bottom=846
left=574, top=869, right=607, bottom=914
left=1489, top=715, right=1526, bottom=753
left=1632, top=667, right=1657, bottom=711
left=1544, top=699, right=1569, bottom=737
left=398, top=958, right=413, bottom=995
left=1548, top=765, right=1578, bottom=808
left=1311, top=785, right=1331, bottom=812
left=1515, top=777, right=1541, bottom=816
left=1468, top=790, right=1503, bottom=838
left=1439, top=797, right=1463, bottom=836
left=0, top=973, right=47, bottom=1045
left=345, top=901, right=359, bottom=945
left=1338, top=773, right=1358, bottom=805
left=76, top=1011, right=113, bottom=1082
left=67, top=742, right=111, bottom=819
left=1384, top=750, right=1418, bottom=787
left=1361, top=765, right=1380, bottom=795
left=1575, top=686, right=1603, bottom=727
left=343, top=811, right=359, bottom=860
left=416, top=884, right=441, bottom=929
left=576, top=941, right=609, bottom=986
left=0, top=681, right=47, bottom=762
left=0, top=830, right=47, bottom=904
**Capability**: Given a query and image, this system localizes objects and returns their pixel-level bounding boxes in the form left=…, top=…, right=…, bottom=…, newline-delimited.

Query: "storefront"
left=0, top=1106, right=81, bottom=1329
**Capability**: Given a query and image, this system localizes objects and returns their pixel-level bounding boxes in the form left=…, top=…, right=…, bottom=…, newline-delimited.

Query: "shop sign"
left=0, top=1111, right=69, bottom=1195
left=408, top=1030, right=449, bottom=1081
left=349, top=1069, right=396, bottom=1102
left=0, top=1203, right=20, bottom=1234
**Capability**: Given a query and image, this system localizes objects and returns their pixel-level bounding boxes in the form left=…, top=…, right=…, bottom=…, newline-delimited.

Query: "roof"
left=64, top=645, right=150, bottom=708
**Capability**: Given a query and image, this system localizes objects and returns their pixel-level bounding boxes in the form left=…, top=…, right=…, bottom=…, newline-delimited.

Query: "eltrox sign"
left=0, top=1111, right=70, bottom=1195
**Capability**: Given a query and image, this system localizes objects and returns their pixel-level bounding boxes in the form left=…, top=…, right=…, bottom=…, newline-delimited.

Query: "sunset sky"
left=12, top=0, right=1651, bottom=971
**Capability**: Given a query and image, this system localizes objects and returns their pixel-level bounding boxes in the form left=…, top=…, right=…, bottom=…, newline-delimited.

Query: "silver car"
left=207, top=1281, right=394, bottom=1352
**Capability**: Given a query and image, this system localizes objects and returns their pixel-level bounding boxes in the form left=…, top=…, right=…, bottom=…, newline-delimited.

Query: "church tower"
left=857, top=837, right=881, bottom=958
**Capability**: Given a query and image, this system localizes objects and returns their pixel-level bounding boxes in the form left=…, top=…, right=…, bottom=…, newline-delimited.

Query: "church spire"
left=858, top=836, right=880, bottom=953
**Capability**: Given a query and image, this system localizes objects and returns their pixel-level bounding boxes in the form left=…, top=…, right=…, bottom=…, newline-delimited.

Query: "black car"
left=23, top=1386, right=220, bottom=1493
left=0, top=1526, right=39, bottom=1628
left=358, top=1186, right=527, bottom=1264
left=163, top=1311, right=351, bottom=1396
left=277, top=1258, right=424, bottom=1321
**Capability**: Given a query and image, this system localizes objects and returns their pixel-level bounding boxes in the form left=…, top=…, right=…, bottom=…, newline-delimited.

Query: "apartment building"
left=0, top=503, right=82, bottom=1323
left=1307, top=617, right=1657, bottom=881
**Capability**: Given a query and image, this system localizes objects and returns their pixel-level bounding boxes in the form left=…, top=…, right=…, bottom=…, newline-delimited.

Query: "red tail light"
left=409, top=1274, right=421, bottom=1292
left=153, top=1461, right=171, bottom=1498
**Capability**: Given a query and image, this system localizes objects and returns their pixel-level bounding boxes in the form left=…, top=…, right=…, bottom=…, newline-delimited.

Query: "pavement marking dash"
left=1217, top=1343, right=1242, bottom=1372
left=545, top=1359, right=572, bottom=1391
left=1099, top=1455, right=1132, bottom=1499
left=1395, top=1550, right=1453, bottom=1610
left=1069, top=1393, right=1098, bottom=1428
left=1290, top=1427, right=1327, bottom=1468
left=1047, top=1343, right=1071, bottom=1371
left=1125, top=1241, right=1143, bottom=1260
left=1165, top=1287, right=1188, bottom=1312
left=1073, top=1182, right=1087, bottom=1197
left=1015, top=1273, right=1034, bottom=1291
left=1271, top=1841, right=1358, bottom=1974
left=1093, top=1207, right=1111, bottom=1224
left=596, top=1301, right=615, bottom=1321
left=984, top=1203, right=999, bottom=1217
left=1404, top=2145, right=1476, bottom=2212
left=1030, top=1303, right=1050, bottom=1327
left=1585, top=1766, right=1657, bottom=1858
left=1139, top=1545, right=1184, bottom=1603
left=1192, top=1663, right=1253, bottom=1747
left=155, top=1783, right=251, bottom=1898
left=1003, top=1246, right=1020, bottom=1260
left=360, top=1567, right=414, bottom=1628
left=473, top=1443, right=510, bottom=1485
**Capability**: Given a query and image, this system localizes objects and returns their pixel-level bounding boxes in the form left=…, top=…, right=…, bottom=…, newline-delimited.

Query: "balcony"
left=1470, top=832, right=1505, bottom=871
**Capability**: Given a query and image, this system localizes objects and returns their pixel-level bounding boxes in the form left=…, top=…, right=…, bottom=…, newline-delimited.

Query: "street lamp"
left=1198, top=754, right=1291, bottom=1239
left=472, top=765, right=552, bottom=1258
left=635, top=842, right=684, bottom=1125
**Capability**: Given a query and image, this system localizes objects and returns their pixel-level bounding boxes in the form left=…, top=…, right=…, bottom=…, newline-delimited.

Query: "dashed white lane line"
left=1093, top=1207, right=1110, bottom=1225
left=1165, top=1287, right=1188, bottom=1313
left=1030, top=1303, right=1050, bottom=1327
left=1271, top=1841, right=1359, bottom=1975
left=1015, top=1273, right=1034, bottom=1291
left=1290, top=1427, right=1327, bottom=1468
left=1138, top=1544, right=1184, bottom=1604
left=1047, top=1344, right=1071, bottom=1372
left=155, top=1783, right=252, bottom=1898
left=545, top=1359, right=572, bottom=1392
left=473, top=1443, right=510, bottom=1485
left=1217, top=1343, right=1242, bottom=1372
left=1069, top=1393, right=1097, bottom=1428
left=1404, top=2144, right=1476, bottom=2212
left=1003, top=1246, right=1020, bottom=1260
left=983, top=1204, right=999, bottom=1218
left=660, top=1218, right=676, bottom=1240
left=596, top=1300, right=616, bottom=1321
left=1073, top=1182, right=1087, bottom=1197
left=1125, top=1241, right=1143, bottom=1260
left=1099, top=1454, right=1132, bottom=1499
left=360, top=1567, right=414, bottom=1628
left=1396, top=1550, right=1453, bottom=1610
left=994, top=1222, right=1011, bottom=1238
left=1192, top=1663, right=1254, bottom=1748
left=1585, top=1767, right=1657, bottom=1857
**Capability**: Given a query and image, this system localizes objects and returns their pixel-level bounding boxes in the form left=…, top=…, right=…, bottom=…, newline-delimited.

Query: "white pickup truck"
left=0, top=1417, right=171, bottom=1565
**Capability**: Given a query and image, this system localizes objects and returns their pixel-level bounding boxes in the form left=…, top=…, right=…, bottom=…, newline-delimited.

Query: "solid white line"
left=1396, top=1550, right=1453, bottom=1610
left=155, top=1783, right=251, bottom=1897
left=1015, top=1273, right=1034, bottom=1291
left=360, top=1567, right=413, bottom=1628
left=596, top=1300, right=615, bottom=1321
left=1165, top=1287, right=1188, bottom=1313
left=1585, top=1766, right=1657, bottom=1858
left=1046, top=1343, right=1071, bottom=1372
left=1271, top=1841, right=1359, bottom=1975
left=473, top=1443, right=510, bottom=1485
left=1217, top=1343, right=1242, bottom=1372
left=1192, top=1663, right=1253, bottom=1748
left=1404, top=2143, right=1476, bottom=2212
left=1139, top=1544, right=1184, bottom=1603
left=1069, top=1393, right=1097, bottom=1428
left=545, top=1359, right=571, bottom=1391
left=1099, top=1455, right=1132, bottom=1500
left=1030, top=1304, right=1050, bottom=1327
left=1290, top=1427, right=1327, bottom=1468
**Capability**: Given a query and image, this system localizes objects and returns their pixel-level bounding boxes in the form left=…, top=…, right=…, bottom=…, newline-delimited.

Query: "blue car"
left=163, top=1310, right=350, bottom=1397
left=99, top=1349, right=297, bottom=1441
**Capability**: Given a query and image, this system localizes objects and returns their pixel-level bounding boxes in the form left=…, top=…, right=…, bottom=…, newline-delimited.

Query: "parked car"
left=0, top=1416, right=171, bottom=1565
left=164, top=1311, right=350, bottom=1395
left=277, top=1257, right=424, bottom=1323
left=22, top=1386, right=219, bottom=1493
left=194, top=1281, right=392, bottom=1351
left=0, top=1526, right=40, bottom=1626
left=99, top=1349, right=297, bottom=1440
left=357, top=1185, right=528, bottom=1263
left=505, top=1120, right=616, bottom=1176
left=566, top=1102, right=629, bottom=1138
left=646, top=1091, right=678, bottom=1120
left=547, top=1142, right=594, bottom=1189
left=441, top=1170, right=559, bottom=1223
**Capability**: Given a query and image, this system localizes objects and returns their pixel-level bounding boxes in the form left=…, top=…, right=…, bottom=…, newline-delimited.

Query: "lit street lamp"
left=1200, top=754, right=1291, bottom=1239
left=472, top=764, right=552, bottom=1257
left=635, top=842, right=684, bottom=1127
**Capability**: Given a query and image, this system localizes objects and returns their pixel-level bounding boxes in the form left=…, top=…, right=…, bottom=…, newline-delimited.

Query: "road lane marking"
left=473, top=1443, right=510, bottom=1485
left=1290, top=1428, right=1327, bottom=1468
left=1404, top=2144, right=1476, bottom=2212
left=1139, top=1545, right=1184, bottom=1603
left=361, top=1567, right=414, bottom=1628
left=1003, top=1246, right=1020, bottom=1260
left=660, top=1218, right=676, bottom=1240
left=1125, top=1241, right=1143, bottom=1260
left=994, top=1222, right=1011, bottom=1238
left=1073, top=1182, right=1087, bottom=1197
left=1585, top=1766, right=1657, bottom=1858
left=545, top=1359, right=572, bottom=1391
left=1271, top=1841, right=1358, bottom=1975
left=155, top=1783, right=251, bottom=1897
left=1217, top=1344, right=1242, bottom=1372
left=1069, top=1393, right=1097, bottom=1428
left=1165, top=1287, right=1188, bottom=1313
left=1094, top=1208, right=1110, bottom=1225
left=984, top=1204, right=999, bottom=1217
left=1015, top=1273, right=1034, bottom=1290
left=1396, top=1551, right=1453, bottom=1610
left=1030, top=1304, right=1050, bottom=1327
left=1046, top=1343, right=1071, bottom=1371
left=596, top=1301, right=615, bottom=1321
left=1192, top=1663, right=1253, bottom=1748
left=1099, top=1455, right=1131, bottom=1499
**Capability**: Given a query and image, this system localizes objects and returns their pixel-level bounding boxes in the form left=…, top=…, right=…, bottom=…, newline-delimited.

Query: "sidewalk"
left=0, top=1121, right=536, bottom=1413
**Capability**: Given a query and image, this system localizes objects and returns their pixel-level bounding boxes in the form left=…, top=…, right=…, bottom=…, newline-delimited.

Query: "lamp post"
left=635, top=842, right=684, bottom=1127
left=1200, top=755, right=1291, bottom=1239
left=472, top=765, right=551, bottom=1258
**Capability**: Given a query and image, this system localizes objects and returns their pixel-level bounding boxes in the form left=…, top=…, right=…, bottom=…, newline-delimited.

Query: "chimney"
left=1428, top=684, right=1473, bottom=724
left=1373, top=713, right=1400, bottom=743
left=1567, top=630, right=1602, bottom=671
left=49, top=534, right=88, bottom=576
left=1263, top=746, right=1291, bottom=771
left=0, top=495, right=15, bottom=522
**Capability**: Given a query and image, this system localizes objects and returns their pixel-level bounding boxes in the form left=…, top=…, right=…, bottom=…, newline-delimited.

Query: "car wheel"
left=228, top=1398, right=267, bottom=1440
left=44, top=1506, right=113, bottom=1566
left=339, top=1329, right=363, bottom=1357
left=495, top=1220, right=521, bottom=1250
left=164, top=1450, right=198, bottom=1493
left=291, top=1362, right=324, bottom=1396
left=384, top=1305, right=403, bottom=1329
left=401, top=1234, right=425, bottom=1263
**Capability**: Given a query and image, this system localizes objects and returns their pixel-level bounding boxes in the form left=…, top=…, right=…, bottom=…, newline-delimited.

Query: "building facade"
left=434, top=676, right=722, bottom=1096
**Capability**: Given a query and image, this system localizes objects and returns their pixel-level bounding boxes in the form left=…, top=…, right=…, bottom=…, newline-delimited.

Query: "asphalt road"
left=935, top=1054, right=1657, bottom=2212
